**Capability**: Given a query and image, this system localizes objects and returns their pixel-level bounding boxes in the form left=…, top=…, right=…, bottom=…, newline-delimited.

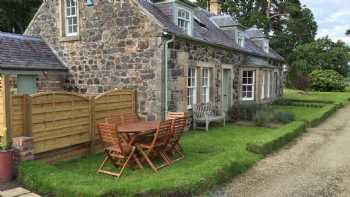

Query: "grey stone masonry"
left=25, top=0, right=166, bottom=120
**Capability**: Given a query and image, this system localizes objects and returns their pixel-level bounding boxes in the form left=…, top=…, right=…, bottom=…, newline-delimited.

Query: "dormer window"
left=237, top=30, right=245, bottom=47
left=176, top=7, right=192, bottom=35
left=263, top=40, right=269, bottom=53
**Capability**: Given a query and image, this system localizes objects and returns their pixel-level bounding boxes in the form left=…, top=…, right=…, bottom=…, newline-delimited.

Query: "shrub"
left=310, top=69, right=347, bottom=92
left=274, top=112, right=295, bottom=124
left=254, top=111, right=275, bottom=127
left=228, top=103, right=268, bottom=121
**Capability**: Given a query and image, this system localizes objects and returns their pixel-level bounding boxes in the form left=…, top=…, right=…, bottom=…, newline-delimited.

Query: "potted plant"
left=0, top=132, right=14, bottom=182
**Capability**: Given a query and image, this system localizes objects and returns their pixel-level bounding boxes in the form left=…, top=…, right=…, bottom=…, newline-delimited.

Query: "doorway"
left=222, top=69, right=231, bottom=112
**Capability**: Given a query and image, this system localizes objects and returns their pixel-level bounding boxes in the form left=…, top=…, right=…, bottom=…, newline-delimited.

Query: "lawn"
left=18, top=89, right=350, bottom=196
left=18, top=123, right=305, bottom=197
left=284, top=89, right=350, bottom=105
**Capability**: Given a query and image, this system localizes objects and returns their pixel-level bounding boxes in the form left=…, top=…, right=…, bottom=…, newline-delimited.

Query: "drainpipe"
left=163, top=32, right=175, bottom=119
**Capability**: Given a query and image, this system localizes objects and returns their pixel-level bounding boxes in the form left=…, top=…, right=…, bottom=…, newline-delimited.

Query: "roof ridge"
left=0, top=32, right=42, bottom=41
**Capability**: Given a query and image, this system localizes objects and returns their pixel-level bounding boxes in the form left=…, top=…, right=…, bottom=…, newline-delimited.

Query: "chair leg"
left=137, top=146, right=159, bottom=173
left=205, top=120, right=209, bottom=131
left=97, top=156, right=109, bottom=173
left=117, top=148, right=136, bottom=179
left=133, top=155, right=144, bottom=169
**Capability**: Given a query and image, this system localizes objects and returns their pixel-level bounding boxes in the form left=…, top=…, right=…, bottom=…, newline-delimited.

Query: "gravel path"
left=212, top=105, right=350, bottom=197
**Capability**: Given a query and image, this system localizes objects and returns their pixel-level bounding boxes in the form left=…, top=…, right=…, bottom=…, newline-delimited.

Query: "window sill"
left=60, top=35, right=80, bottom=42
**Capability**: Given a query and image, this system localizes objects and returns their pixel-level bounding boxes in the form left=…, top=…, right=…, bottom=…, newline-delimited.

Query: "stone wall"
left=167, top=38, right=243, bottom=112
left=167, top=38, right=284, bottom=113
left=25, top=0, right=165, bottom=120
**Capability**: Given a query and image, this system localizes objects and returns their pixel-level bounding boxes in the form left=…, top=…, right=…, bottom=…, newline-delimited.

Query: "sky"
left=301, top=0, right=350, bottom=45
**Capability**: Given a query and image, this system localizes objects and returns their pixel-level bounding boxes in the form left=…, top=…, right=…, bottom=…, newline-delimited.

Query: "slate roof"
left=138, top=0, right=284, bottom=61
left=245, top=26, right=267, bottom=39
left=0, top=32, right=67, bottom=71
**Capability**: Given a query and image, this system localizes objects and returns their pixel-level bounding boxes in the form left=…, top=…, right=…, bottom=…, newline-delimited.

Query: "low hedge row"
left=247, top=103, right=340, bottom=155
left=246, top=121, right=306, bottom=155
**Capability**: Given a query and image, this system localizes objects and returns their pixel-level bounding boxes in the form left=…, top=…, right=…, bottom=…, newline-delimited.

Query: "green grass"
left=284, top=89, right=350, bottom=105
left=18, top=89, right=350, bottom=196
left=18, top=124, right=307, bottom=197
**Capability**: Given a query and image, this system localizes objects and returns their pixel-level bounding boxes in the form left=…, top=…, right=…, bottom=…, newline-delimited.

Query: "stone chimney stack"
left=208, top=0, right=222, bottom=15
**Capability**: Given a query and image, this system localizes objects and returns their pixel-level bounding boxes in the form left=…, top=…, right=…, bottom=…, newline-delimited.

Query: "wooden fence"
left=0, top=75, right=8, bottom=145
left=1, top=83, right=137, bottom=161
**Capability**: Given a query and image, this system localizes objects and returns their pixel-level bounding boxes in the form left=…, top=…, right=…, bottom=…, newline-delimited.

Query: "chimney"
left=208, top=0, right=222, bottom=15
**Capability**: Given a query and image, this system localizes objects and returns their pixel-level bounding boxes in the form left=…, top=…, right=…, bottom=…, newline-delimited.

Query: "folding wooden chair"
left=166, top=116, right=186, bottom=162
left=135, top=120, right=173, bottom=172
left=122, top=112, right=141, bottom=124
left=97, top=123, right=143, bottom=178
left=167, top=112, right=185, bottom=120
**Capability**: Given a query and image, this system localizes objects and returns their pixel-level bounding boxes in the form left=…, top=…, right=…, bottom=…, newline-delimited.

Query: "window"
left=263, top=40, right=269, bottom=53
left=241, top=70, right=255, bottom=101
left=274, top=72, right=278, bottom=96
left=65, top=0, right=78, bottom=36
left=177, top=8, right=191, bottom=35
left=261, top=72, right=265, bottom=99
left=187, top=67, right=197, bottom=108
left=267, top=71, right=271, bottom=98
left=237, top=31, right=245, bottom=47
left=201, top=68, right=210, bottom=103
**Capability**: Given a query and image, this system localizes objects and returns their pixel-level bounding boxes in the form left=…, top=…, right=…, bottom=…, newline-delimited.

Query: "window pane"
left=242, top=77, right=247, bottom=84
left=247, top=92, right=252, bottom=98
left=73, top=25, right=78, bottom=33
left=73, top=17, right=77, bottom=25
left=248, top=77, right=252, bottom=84
left=247, top=86, right=252, bottom=91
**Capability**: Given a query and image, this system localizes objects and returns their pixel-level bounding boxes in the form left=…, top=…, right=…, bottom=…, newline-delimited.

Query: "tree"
left=346, top=29, right=350, bottom=36
left=0, top=0, right=42, bottom=34
left=288, top=37, right=350, bottom=83
left=196, top=0, right=317, bottom=62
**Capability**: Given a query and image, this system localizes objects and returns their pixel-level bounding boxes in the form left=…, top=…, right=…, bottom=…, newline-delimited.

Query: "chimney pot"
left=208, top=0, right=222, bottom=15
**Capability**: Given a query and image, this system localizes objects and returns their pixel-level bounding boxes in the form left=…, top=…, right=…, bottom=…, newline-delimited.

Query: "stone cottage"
left=24, top=0, right=285, bottom=120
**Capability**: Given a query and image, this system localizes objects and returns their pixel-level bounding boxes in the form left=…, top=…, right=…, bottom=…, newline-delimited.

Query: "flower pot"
left=0, top=149, right=14, bottom=182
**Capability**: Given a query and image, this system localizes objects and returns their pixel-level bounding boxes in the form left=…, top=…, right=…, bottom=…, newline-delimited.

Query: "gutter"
left=164, top=33, right=175, bottom=119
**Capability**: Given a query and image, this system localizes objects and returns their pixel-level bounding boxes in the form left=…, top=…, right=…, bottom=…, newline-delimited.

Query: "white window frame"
left=261, top=71, right=265, bottom=99
left=201, top=68, right=210, bottom=103
left=237, top=30, right=245, bottom=47
left=64, top=0, right=78, bottom=37
left=267, top=71, right=271, bottom=98
left=241, top=70, right=255, bottom=101
left=176, top=7, right=192, bottom=35
left=187, top=67, right=197, bottom=109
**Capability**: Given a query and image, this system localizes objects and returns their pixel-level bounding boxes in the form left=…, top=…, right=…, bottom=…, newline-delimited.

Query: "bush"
left=310, top=69, right=347, bottom=92
left=228, top=103, right=268, bottom=121
left=254, top=111, right=275, bottom=127
left=274, top=112, right=295, bottom=124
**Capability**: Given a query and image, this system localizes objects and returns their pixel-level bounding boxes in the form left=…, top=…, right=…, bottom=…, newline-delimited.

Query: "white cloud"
left=301, top=0, right=350, bottom=45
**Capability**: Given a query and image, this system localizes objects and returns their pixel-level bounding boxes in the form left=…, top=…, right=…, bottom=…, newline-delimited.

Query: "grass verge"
left=18, top=124, right=301, bottom=197
left=17, top=89, right=350, bottom=196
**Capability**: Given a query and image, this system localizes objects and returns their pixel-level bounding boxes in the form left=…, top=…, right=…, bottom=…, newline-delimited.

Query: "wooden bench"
left=193, top=103, right=226, bottom=131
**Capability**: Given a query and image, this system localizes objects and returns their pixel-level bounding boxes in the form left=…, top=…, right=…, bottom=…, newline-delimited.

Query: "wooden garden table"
left=117, top=121, right=159, bottom=145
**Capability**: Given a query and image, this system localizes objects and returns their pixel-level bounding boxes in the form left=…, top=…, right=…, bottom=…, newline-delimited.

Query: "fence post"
left=89, top=96, right=95, bottom=153
left=3, top=75, right=12, bottom=145
left=24, top=95, right=33, bottom=137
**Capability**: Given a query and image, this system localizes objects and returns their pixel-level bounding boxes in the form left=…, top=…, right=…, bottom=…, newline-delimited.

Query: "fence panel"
left=93, top=89, right=136, bottom=140
left=30, top=92, right=91, bottom=154
left=11, top=95, right=26, bottom=137
left=0, top=75, right=6, bottom=143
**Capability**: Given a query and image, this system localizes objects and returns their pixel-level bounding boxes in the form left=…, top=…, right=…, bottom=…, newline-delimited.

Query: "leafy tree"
left=289, top=37, right=350, bottom=82
left=346, top=29, right=350, bottom=36
left=0, top=0, right=42, bottom=34
left=196, top=0, right=317, bottom=62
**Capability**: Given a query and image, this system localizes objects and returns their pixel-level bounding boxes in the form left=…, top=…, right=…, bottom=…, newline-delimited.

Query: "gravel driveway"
left=212, top=105, right=350, bottom=197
